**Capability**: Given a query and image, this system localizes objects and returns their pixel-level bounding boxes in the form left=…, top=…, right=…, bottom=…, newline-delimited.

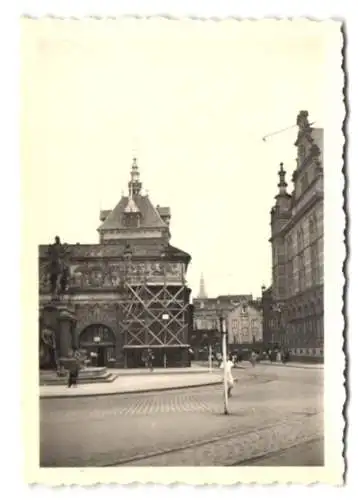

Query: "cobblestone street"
left=40, top=364, right=324, bottom=467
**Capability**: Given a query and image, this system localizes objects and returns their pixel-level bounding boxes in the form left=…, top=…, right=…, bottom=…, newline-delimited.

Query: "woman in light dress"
left=250, top=350, right=257, bottom=367
left=220, top=356, right=235, bottom=398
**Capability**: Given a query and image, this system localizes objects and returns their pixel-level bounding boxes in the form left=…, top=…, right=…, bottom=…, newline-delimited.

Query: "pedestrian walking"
left=220, top=356, right=235, bottom=398
left=68, top=363, right=79, bottom=388
left=250, top=350, right=257, bottom=367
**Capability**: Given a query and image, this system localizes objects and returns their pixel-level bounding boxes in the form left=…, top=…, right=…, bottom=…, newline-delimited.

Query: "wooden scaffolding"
left=120, top=275, right=189, bottom=349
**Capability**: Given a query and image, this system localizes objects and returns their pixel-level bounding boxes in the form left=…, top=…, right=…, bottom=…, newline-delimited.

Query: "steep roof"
left=98, top=194, right=167, bottom=231
left=217, top=294, right=253, bottom=303
left=38, top=242, right=191, bottom=263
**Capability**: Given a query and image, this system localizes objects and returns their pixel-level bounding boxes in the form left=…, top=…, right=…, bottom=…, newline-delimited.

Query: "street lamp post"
left=162, top=313, right=169, bottom=368
left=208, top=335, right=213, bottom=373
left=219, top=315, right=229, bottom=415
left=272, top=302, right=284, bottom=348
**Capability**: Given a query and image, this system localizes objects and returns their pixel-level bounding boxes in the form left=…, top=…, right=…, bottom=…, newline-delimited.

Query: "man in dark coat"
left=68, top=363, right=79, bottom=388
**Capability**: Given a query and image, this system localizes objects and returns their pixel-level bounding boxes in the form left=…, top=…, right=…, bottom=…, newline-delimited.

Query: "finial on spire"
left=277, top=162, right=287, bottom=194
left=198, top=273, right=208, bottom=299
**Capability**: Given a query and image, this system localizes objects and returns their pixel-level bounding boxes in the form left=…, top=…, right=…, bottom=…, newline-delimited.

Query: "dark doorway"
left=97, top=347, right=106, bottom=367
left=79, top=324, right=116, bottom=367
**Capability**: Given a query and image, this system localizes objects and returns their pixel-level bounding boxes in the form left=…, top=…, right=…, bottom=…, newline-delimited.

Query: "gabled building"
left=227, top=301, right=263, bottom=347
left=39, top=158, right=192, bottom=368
left=269, top=110, right=324, bottom=359
left=191, top=287, right=254, bottom=354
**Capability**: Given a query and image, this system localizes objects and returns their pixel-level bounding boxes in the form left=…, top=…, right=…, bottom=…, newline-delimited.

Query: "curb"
left=40, top=380, right=225, bottom=400
left=257, top=362, right=323, bottom=370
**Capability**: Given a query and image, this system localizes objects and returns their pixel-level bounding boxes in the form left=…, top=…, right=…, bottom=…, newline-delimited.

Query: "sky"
left=21, top=18, right=334, bottom=299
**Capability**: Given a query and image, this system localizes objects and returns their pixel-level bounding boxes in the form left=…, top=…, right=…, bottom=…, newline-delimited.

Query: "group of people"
left=264, top=348, right=291, bottom=364
left=217, top=347, right=292, bottom=400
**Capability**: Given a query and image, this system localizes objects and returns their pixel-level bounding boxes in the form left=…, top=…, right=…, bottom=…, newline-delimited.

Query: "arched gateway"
left=79, top=324, right=116, bottom=367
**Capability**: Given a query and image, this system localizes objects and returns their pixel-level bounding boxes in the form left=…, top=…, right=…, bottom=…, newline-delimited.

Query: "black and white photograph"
left=21, top=16, right=344, bottom=484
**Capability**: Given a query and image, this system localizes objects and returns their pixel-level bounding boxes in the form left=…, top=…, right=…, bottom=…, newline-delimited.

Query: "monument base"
left=40, top=366, right=117, bottom=386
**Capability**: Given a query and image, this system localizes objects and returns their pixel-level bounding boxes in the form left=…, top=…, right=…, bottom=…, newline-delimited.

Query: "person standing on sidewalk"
left=146, top=348, right=154, bottom=372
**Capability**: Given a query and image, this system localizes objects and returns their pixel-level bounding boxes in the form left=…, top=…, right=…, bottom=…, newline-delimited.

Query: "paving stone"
left=40, top=364, right=324, bottom=467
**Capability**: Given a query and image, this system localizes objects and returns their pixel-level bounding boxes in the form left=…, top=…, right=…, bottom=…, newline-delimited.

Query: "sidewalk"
left=256, top=361, right=324, bottom=370
left=40, top=371, right=223, bottom=400
left=194, top=360, right=323, bottom=370
left=106, top=366, right=211, bottom=376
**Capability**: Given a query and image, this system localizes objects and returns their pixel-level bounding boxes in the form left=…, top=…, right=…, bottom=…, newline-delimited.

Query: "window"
left=309, top=213, right=317, bottom=243
left=242, top=327, right=249, bottom=339
left=286, top=261, right=294, bottom=298
left=195, top=319, right=202, bottom=330
left=300, top=172, right=309, bottom=192
left=286, top=235, right=293, bottom=260
left=297, top=227, right=304, bottom=253
left=298, top=254, right=305, bottom=291
left=124, top=213, right=139, bottom=228
left=311, top=242, right=319, bottom=286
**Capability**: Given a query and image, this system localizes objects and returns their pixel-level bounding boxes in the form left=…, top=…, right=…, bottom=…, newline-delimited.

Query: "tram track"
left=103, top=410, right=322, bottom=467
left=229, top=437, right=323, bottom=466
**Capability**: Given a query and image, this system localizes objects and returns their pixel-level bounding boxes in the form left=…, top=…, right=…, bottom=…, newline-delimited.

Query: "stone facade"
left=191, top=294, right=253, bottom=352
left=39, top=159, right=192, bottom=368
left=227, top=301, right=263, bottom=346
left=268, top=111, right=324, bottom=358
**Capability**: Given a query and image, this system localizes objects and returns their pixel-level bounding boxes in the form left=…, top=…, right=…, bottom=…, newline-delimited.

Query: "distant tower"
left=128, top=157, right=142, bottom=196
left=198, top=273, right=208, bottom=299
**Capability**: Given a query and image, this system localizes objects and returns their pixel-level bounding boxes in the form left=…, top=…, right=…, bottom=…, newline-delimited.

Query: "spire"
left=128, top=157, right=142, bottom=196
left=277, top=162, right=287, bottom=196
left=198, top=273, right=208, bottom=299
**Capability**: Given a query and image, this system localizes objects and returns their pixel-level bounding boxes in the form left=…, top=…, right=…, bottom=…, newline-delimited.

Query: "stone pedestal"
left=56, top=305, right=77, bottom=375
left=40, top=300, right=77, bottom=376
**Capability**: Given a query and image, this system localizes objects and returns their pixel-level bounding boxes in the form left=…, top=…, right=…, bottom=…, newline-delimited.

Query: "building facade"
left=39, top=159, right=192, bottom=368
left=227, top=301, right=263, bottom=347
left=269, top=110, right=324, bottom=358
left=191, top=292, right=253, bottom=355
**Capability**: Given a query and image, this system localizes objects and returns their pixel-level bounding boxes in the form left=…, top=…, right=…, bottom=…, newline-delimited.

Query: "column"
left=57, top=308, right=76, bottom=360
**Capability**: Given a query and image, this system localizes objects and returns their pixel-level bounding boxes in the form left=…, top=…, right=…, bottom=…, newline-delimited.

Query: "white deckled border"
left=20, top=17, right=346, bottom=486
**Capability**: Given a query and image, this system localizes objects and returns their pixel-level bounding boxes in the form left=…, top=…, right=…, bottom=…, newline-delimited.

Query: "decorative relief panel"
left=69, top=261, right=185, bottom=289
left=39, top=255, right=186, bottom=294
left=75, top=302, right=118, bottom=333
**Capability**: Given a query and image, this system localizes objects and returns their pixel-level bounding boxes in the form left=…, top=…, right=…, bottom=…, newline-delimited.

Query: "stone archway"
left=79, top=324, right=116, bottom=367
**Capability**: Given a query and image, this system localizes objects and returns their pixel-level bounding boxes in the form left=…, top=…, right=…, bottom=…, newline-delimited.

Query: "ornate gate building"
left=39, top=158, right=192, bottom=368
